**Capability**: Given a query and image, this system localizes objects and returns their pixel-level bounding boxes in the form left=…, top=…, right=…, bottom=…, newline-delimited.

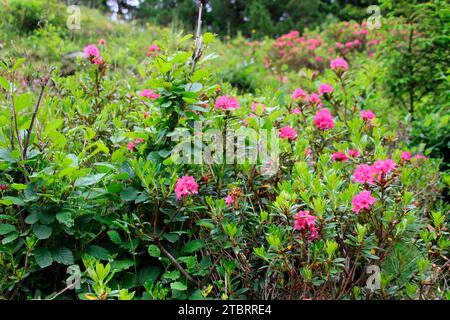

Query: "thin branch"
left=190, top=2, right=204, bottom=76
left=22, top=66, right=55, bottom=159
left=156, top=240, right=200, bottom=286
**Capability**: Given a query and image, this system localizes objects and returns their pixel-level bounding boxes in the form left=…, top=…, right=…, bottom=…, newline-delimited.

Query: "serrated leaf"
left=56, top=211, right=74, bottom=227
left=51, top=247, right=74, bottom=265
left=88, top=245, right=109, bottom=260
left=34, top=248, right=53, bottom=268
left=148, top=244, right=161, bottom=257
left=33, top=224, right=52, bottom=239
left=170, top=281, right=187, bottom=291
left=107, top=230, right=122, bottom=244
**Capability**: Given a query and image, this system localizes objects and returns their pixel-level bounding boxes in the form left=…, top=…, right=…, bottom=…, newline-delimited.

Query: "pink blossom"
left=347, top=149, right=360, bottom=158
left=335, top=42, right=344, bottom=49
left=280, top=126, right=297, bottom=140
left=214, top=95, right=240, bottom=110
left=98, top=38, right=107, bottom=45
left=360, top=110, right=375, bottom=121
left=401, top=151, right=412, bottom=161
left=174, top=176, right=199, bottom=200
left=305, top=148, right=311, bottom=157
left=372, top=159, right=397, bottom=179
left=330, top=57, right=349, bottom=71
left=84, top=44, right=100, bottom=58
left=291, top=108, right=301, bottom=114
left=127, top=142, right=136, bottom=152
left=345, top=41, right=353, bottom=49
left=292, top=88, right=308, bottom=101
left=134, top=138, right=145, bottom=144
left=294, top=210, right=318, bottom=240
left=308, top=93, right=322, bottom=106
left=225, top=195, right=234, bottom=207
left=332, top=152, right=348, bottom=162
left=314, top=108, right=335, bottom=130
left=318, top=84, right=334, bottom=95
left=353, top=164, right=375, bottom=184
left=146, top=44, right=160, bottom=57
left=352, top=190, right=376, bottom=213
left=315, top=56, right=324, bottom=62
left=414, top=154, right=427, bottom=162
left=92, top=56, right=105, bottom=65
left=140, top=89, right=160, bottom=100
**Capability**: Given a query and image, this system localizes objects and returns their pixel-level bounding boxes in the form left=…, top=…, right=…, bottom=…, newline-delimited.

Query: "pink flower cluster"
left=292, top=88, right=308, bottom=101
left=360, top=110, right=376, bottom=122
left=318, top=84, right=334, bottom=96
left=140, top=89, right=160, bottom=100
left=279, top=126, right=297, bottom=140
left=215, top=95, right=240, bottom=111
left=225, top=195, right=235, bottom=207
left=175, top=176, right=199, bottom=200
left=330, top=57, right=349, bottom=71
left=127, top=138, right=145, bottom=152
left=352, top=190, right=376, bottom=213
left=146, top=44, right=160, bottom=57
left=83, top=44, right=105, bottom=65
left=332, top=152, right=348, bottom=162
left=401, top=151, right=412, bottom=161
left=353, top=159, right=397, bottom=184
left=294, top=210, right=319, bottom=240
left=314, top=108, right=335, bottom=130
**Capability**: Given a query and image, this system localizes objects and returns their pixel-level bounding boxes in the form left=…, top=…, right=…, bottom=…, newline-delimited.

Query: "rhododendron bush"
left=0, top=1, right=448, bottom=301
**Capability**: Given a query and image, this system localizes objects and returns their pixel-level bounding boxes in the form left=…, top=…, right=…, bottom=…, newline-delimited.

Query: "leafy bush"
left=0, top=2, right=448, bottom=301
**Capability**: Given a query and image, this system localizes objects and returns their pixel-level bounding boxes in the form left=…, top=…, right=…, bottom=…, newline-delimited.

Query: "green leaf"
left=1, top=196, right=25, bottom=206
left=120, top=187, right=138, bottom=201
left=11, top=183, right=27, bottom=190
left=2, top=232, right=19, bottom=244
left=51, top=247, right=74, bottom=265
left=148, top=244, right=161, bottom=257
left=182, top=239, right=203, bottom=253
left=179, top=34, right=193, bottom=44
left=33, top=224, right=52, bottom=239
left=203, top=32, right=215, bottom=44
left=74, top=173, right=106, bottom=187
left=163, top=269, right=180, bottom=280
left=56, top=211, right=74, bottom=227
left=111, top=259, right=134, bottom=272
left=0, top=223, right=16, bottom=235
left=107, top=230, right=122, bottom=244
left=88, top=245, right=109, bottom=260
left=162, top=233, right=179, bottom=243
left=0, top=76, right=10, bottom=91
left=170, top=281, right=187, bottom=291
left=34, top=248, right=53, bottom=268
left=25, top=212, right=39, bottom=224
